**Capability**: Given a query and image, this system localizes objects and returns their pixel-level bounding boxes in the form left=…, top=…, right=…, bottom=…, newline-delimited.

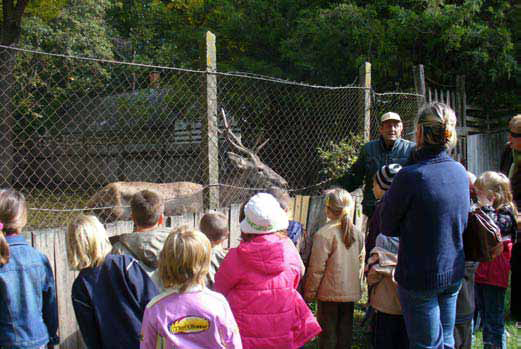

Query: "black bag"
left=463, top=207, right=503, bottom=262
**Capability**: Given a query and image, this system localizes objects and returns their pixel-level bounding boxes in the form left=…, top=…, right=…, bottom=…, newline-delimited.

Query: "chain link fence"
left=0, top=45, right=422, bottom=229
left=371, top=92, right=424, bottom=141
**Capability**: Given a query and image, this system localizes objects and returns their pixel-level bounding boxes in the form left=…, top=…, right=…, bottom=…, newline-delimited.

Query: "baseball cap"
left=380, top=112, right=402, bottom=124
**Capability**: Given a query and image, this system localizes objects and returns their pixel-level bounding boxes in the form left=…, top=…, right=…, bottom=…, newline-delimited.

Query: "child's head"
left=267, top=186, right=291, bottom=213
left=467, top=171, right=477, bottom=202
left=240, top=193, right=288, bottom=236
left=0, top=189, right=27, bottom=266
left=475, top=171, right=516, bottom=212
left=372, top=163, right=402, bottom=199
left=324, top=188, right=355, bottom=248
left=158, top=227, right=211, bottom=292
left=131, top=190, right=164, bottom=229
left=66, top=215, right=112, bottom=270
left=0, top=188, right=27, bottom=234
left=199, top=211, right=229, bottom=246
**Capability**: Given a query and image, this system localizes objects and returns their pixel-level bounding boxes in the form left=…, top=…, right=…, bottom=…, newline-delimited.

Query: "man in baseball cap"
left=335, top=111, right=415, bottom=218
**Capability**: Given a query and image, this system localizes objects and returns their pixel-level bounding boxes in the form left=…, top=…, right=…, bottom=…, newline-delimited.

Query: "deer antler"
left=220, top=109, right=263, bottom=165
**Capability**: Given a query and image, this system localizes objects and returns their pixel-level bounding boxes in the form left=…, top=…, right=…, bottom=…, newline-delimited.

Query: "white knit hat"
left=240, top=193, right=289, bottom=234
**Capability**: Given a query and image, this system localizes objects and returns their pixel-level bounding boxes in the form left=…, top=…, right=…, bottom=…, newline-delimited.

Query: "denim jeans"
left=398, top=281, right=462, bottom=349
left=475, top=283, right=507, bottom=349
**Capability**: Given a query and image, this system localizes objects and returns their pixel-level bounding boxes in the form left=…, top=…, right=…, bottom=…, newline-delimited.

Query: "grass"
left=303, top=286, right=520, bottom=348
left=24, top=189, right=93, bottom=230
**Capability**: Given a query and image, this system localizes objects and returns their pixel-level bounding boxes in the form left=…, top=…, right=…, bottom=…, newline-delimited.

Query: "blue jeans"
left=475, top=284, right=507, bottom=349
left=398, top=281, right=462, bottom=349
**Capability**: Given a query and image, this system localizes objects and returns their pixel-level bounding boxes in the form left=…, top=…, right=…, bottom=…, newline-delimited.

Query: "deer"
left=86, top=110, right=288, bottom=222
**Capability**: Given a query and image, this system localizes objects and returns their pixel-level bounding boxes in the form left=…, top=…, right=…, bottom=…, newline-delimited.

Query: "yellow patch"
left=169, top=316, right=210, bottom=334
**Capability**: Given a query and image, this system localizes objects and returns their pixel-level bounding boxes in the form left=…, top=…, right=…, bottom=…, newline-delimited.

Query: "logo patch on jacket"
left=169, top=316, right=210, bottom=334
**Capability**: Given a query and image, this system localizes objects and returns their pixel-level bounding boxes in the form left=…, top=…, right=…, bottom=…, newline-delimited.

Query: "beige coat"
left=367, top=247, right=402, bottom=315
left=304, top=220, right=365, bottom=302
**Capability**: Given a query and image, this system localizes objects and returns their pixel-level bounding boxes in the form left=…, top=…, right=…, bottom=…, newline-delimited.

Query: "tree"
left=1, top=1, right=31, bottom=186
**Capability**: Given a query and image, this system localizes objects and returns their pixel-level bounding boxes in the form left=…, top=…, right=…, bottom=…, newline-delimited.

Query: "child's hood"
left=116, top=228, right=170, bottom=269
left=236, top=234, right=287, bottom=275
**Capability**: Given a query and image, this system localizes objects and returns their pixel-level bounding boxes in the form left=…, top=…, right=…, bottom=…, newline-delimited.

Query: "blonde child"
left=0, top=189, right=59, bottom=349
left=67, top=215, right=158, bottom=349
left=215, top=193, right=321, bottom=349
left=199, top=211, right=229, bottom=288
left=140, top=227, right=241, bottom=349
left=474, top=171, right=517, bottom=349
left=304, top=188, right=364, bottom=349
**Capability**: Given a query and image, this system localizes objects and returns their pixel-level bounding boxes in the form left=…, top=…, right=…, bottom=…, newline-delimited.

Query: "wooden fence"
left=467, top=131, right=508, bottom=176
left=26, top=193, right=361, bottom=349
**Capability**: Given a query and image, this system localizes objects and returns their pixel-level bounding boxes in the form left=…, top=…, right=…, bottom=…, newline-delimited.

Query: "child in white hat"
left=214, top=193, right=321, bottom=349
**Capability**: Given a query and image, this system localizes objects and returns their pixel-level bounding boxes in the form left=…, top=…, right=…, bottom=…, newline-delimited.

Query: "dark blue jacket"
left=380, top=148, right=469, bottom=290
left=0, top=235, right=59, bottom=349
left=336, top=137, right=415, bottom=217
left=72, top=254, right=159, bottom=349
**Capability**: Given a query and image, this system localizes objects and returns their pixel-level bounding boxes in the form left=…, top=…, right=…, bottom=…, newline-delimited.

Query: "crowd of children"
left=0, top=124, right=519, bottom=348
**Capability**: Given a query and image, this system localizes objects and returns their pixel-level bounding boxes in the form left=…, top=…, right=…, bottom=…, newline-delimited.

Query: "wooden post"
left=202, top=31, right=219, bottom=209
left=359, top=62, right=371, bottom=142
left=413, top=64, right=426, bottom=109
left=456, top=75, right=467, bottom=166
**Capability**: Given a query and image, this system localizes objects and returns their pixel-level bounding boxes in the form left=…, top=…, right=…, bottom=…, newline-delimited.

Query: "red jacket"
left=475, top=240, right=513, bottom=288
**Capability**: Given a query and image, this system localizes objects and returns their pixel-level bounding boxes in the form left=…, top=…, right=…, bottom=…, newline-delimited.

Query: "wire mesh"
left=371, top=92, right=424, bottom=141
left=0, top=46, right=423, bottom=229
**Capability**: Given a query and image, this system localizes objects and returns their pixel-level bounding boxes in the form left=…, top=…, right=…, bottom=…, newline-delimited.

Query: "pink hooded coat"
left=214, top=234, right=321, bottom=349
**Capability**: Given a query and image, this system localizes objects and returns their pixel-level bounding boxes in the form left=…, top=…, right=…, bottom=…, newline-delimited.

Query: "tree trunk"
left=0, top=47, right=17, bottom=187
left=0, top=0, right=29, bottom=187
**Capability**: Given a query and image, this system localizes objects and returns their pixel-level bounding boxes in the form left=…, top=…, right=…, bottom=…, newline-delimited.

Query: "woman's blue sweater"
left=380, top=148, right=469, bottom=290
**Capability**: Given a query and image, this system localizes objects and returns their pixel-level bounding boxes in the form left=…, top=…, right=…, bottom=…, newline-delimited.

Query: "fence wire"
left=371, top=92, right=424, bottom=141
left=0, top=46, right=422, bottom=228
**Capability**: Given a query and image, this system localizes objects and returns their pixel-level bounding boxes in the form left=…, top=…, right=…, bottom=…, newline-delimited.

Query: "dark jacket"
left=0, top=235, right=59, bottom=349
left=455, top=261, right=479, bottom=323
left=500, top=144, right=521, bottom=209
left=380, top=148, right=469, bottom=290
left=72, top=254, right=159, bottom=349
left=336, top=137, right=415, bottom=217
left=366, top=200, right=384, bottom=264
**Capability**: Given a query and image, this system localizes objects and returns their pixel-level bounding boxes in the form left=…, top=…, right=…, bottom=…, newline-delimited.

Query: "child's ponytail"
left=0, top=223, right=9, bottom=265
left=340, top=208, right=355, bottom=249
left=325, top=189, right=355, bottom=249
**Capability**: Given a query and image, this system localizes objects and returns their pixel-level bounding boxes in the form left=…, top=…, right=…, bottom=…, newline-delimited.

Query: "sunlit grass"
left=302, top=286, right=519, bottom=348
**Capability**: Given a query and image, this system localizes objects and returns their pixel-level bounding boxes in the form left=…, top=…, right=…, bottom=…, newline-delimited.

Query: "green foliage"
left=11, top=0, right=114, bottom=134
left=318, top=133, right=364, bottom=181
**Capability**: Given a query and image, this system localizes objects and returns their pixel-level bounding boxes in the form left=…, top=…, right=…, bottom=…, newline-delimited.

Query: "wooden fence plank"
left=229, top=204, right=241, bottom=248
left=306, top=196, right=326, bottom=238
left=300, top=196, right=310, bottom=230
left=287, top=197, right=296, bottom=221
left=54, top=228, right=83, bottom=349
left=294, top=195, right=303, bottom=224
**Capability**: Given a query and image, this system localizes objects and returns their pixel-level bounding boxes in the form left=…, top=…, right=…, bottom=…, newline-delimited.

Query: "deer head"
left=220, top=109, right=288, bottom=189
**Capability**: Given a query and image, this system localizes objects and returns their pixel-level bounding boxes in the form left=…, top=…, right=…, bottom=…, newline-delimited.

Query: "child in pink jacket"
left=140, top=228, right=242, bottom=349
left=215, top=193, right=321, bottom=349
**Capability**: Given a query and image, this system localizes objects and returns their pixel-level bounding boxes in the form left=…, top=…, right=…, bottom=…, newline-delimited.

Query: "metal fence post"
left=359, top=62, right=371, bottom=142
left=202, top=31, right=219, bottom=209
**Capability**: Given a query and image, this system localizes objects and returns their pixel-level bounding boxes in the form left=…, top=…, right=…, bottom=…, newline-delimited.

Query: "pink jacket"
left=214, top=234, right=321, bottom=349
